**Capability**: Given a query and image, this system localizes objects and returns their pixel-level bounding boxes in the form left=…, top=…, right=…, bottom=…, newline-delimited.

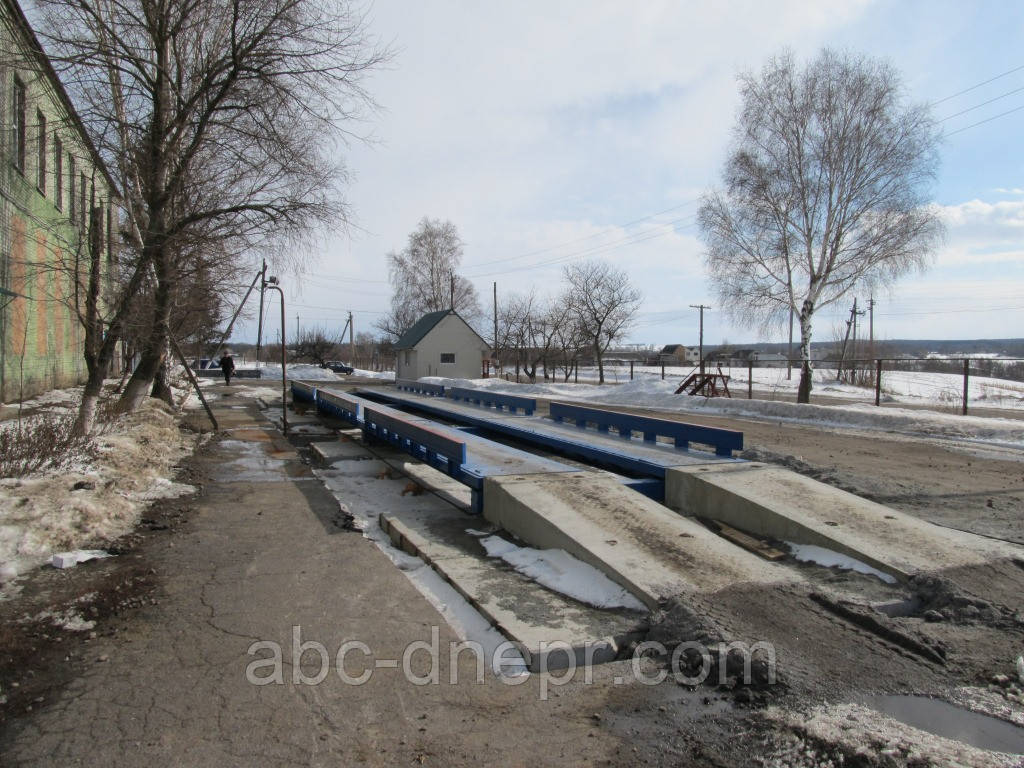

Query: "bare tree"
left=34, top=0, right=389, bottom=418
left=563, top=260, right=641, bottom=384
left=698, top=49, right=943, bottom=403
left=293, top=326, right=340, bottom=368
left=550, top=296, right=586, bottom=382
left=378, top=218, right=483, bottom=338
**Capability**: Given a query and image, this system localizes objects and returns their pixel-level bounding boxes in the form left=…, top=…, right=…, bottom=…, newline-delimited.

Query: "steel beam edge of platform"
left=379, top=509, right=643, bottom=671
left=356, top=387, right=731, bottom=490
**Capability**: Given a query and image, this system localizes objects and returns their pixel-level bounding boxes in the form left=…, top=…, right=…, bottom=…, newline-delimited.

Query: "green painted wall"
left=0, top=1, right=114, bottom=403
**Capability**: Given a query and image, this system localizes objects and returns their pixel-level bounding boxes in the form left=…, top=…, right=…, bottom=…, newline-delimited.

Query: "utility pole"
left=449, top=271, right=455, bottom=311
left=852, top=299, right=865, bottom=381
left=295, top=314, right=300, bottom=341
left=838, top=301, right=855, bottom=381
left=493, top=282, right=498, bottom=352
left=348, top=311, right=354, bottom=364
left=690, top=304, right=710, bottom=373
left=868, top=296, right=875, bottom=362
left=256, top=259, right=267, bottom=364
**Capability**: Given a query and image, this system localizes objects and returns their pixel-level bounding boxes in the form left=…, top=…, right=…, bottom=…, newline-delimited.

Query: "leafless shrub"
left=0, top=413, right=97, bottom=477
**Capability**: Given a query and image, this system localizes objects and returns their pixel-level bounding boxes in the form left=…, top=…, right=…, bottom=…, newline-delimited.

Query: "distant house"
left=660, top=344, right=700, bottom=364
left=394, top=310, right=490, bottom=380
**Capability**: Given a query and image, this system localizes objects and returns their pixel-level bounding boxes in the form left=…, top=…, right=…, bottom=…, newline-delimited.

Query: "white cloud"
left=241, top=0, right=1024, bottom=346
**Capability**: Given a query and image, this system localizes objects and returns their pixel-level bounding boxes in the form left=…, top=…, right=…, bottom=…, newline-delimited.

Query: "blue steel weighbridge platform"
left=289, top=380, right=743, bottom=512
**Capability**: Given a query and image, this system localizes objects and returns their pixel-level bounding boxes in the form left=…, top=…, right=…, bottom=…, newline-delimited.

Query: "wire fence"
left=575, top=357, right=1024, bottom=415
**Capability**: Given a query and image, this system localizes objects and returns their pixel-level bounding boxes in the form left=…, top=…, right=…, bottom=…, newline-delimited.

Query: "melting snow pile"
left=479, top=534, right=646, bottom=611
left=0, top=397, right=200, bottom=591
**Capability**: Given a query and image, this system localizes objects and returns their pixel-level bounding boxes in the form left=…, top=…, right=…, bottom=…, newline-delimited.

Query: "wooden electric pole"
left=690, top=304, right=710, bottom=373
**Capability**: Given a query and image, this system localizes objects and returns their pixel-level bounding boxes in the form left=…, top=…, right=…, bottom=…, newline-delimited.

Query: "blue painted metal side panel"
left=362, top=406, right=468, bottom=475
left=290, top=380, right=317, bottom=403
left=315, top=389, right=362, bottom=425
left=395, top=379, right=446, bottom=397
left=447, top=386, right=536, bottom=415
left=549, top=402, right=743, bottom=457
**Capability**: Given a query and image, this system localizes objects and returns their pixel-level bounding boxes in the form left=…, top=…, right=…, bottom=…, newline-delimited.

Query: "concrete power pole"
left=690, top=304, right=710, bottom=373
left=868, top=297, right=875, bottom=361
left=348, top=311, right=354, bottom=364
left=256, top=259, right=267, bottom=364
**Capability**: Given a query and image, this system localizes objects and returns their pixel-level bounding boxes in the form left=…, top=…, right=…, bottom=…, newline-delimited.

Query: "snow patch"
left=479, top=535, right=646, bottom=611
left=787, top=542, right=897, bottom=584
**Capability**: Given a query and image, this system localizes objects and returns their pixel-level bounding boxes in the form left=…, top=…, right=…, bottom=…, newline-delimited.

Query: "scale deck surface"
left=353, top=386, right=735, bottom=480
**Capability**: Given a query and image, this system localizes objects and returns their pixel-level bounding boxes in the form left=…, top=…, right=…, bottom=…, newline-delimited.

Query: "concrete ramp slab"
left=380, top=505, right=645, bottom=670
left=483, top=472, right=795, bottom=609
left=666, top=462, right=1020, bottom=580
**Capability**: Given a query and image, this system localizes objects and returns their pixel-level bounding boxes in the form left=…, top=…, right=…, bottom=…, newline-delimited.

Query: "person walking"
left=218, top=349, right=236, bottom=385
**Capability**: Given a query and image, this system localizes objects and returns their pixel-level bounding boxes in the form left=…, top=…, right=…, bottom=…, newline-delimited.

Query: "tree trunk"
left=797, top=299, right=814, bottom=404
left=151, top=355, right=174, bottom=406
left=74, top=373, right=104, bottom=436
left=595, top=341, right=605, bottom=384
left=119, top=251, right=172, bottom=412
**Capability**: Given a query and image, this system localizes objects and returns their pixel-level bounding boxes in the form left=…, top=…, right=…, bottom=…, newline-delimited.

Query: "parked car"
left=322, top=361, right=354, bottom=375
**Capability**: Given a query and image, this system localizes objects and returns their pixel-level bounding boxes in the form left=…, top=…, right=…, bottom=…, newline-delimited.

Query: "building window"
left=440, top=353, right=455, bottom=364
left=68, top=154, right=76, bottom=221
left=54, top=136, right=63, bottom=209
left=36, top=110, right=46, bottom=193
left=12, top=77, right=25, bottom=174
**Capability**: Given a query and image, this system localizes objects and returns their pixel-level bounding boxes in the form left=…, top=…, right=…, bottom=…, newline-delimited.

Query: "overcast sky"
left=246, top=0, right=1024, bottom=349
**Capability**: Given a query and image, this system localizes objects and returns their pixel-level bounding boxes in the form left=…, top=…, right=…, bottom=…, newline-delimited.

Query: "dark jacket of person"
left=219, top=354, right=235, bottom=372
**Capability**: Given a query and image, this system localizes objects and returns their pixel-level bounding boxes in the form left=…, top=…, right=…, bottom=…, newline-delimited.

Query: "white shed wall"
left=399, top=314, right=488, bottom=380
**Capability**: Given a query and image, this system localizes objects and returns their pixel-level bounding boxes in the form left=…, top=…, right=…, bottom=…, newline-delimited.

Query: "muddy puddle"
left=861, top=695, right=1024, bottom=754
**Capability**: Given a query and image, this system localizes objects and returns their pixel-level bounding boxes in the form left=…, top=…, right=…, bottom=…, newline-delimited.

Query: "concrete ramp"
left=483, top=472, right=795, bottom=609
left=666, top=462, right=1020, bottom=580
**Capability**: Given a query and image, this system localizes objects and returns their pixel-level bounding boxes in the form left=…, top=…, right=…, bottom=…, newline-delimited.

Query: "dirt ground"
left=2, top=382, right=1023, bottom=766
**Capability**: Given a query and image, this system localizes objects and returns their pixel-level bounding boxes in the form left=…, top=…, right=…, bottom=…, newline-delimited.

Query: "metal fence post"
left=630, top=360, right=634, bottom=380
left=748, top=361, right=753, bottom=399
left=963, top=358, right=969, bottom=415
left=875, top=359, right=882, bottom=406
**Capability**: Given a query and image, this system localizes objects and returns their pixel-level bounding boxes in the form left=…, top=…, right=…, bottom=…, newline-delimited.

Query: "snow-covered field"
left=568, top=364, right=1024, bottom=411
left=421, top=375, right=1024, bottom=447
left=0, top=384, right=203, bottom=594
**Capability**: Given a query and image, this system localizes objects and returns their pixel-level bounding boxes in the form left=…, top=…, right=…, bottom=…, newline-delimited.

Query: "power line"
left=463, top=199, right=700, bottom=270
left=465, top=214, right=699, bottom=278
left=940, top=84, right=1024, bottom=122
left=945, top=103, right=1024, bottom=136
left=931, top=63, right=1024, bottom=106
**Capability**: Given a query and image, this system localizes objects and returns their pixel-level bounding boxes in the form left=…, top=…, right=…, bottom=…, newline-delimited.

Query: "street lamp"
left=263, top=276, right=287, bottom=436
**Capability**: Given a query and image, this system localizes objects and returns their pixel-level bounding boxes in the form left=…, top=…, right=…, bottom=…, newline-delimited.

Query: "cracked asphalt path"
left=2, top=392, right=627, bottom=767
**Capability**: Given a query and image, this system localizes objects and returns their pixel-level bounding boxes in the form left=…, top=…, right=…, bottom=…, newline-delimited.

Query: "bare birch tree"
left=698, top=49, right=943, bottom=403
left=33, top=0, right=389, bottom=420
left=378, top=218, right=483, bottom=338
left=563, top=260, right=640, bottom=384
